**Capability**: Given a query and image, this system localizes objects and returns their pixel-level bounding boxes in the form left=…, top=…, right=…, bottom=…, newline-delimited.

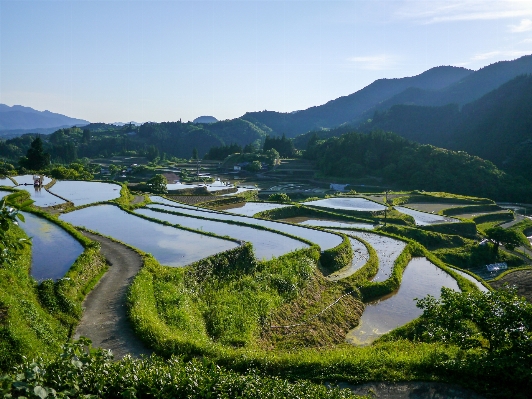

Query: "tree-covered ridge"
left=306, top=130, right=532, bottom=202
left=0, top=117, right=274, bottom=164
left=360, top=74, right=532, bottom=181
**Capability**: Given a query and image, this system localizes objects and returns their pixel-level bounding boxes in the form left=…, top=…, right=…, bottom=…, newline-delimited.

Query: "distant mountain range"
left=193, top=116, right=218, bottom=124
left=241, top=54, right=532, bottom=138
left=0, top=104, right=89, bottom=135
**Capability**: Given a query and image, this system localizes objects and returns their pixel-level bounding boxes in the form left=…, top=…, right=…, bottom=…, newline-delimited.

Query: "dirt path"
left=74, top=231, right=152, bottom=359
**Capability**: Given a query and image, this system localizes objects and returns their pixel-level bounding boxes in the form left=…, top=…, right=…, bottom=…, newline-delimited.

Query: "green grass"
left=0, top=226, right=68, bottom=371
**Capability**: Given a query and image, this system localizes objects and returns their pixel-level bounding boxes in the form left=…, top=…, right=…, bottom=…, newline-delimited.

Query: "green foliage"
left=47, top=163, right=94, bottom=180
left=415, top=287, right=532, bottom=352
left=19, top=137, right=50, bottom=171
left=485, top=226, right=524, bottom=253
left=0, top=193, right=31, bottom=265
left=0, top=339, right=362, bottom=399
left=204, top=143, right=243, bottom=160
left=245, top=160, right=262, bottom=172
left=268, top=193, right=291, bottom=203
left=263, top=134, right=296, bottom=158
left=147, top=174, right=167, bottom=194
left=307, top=130, right=532, bottom=202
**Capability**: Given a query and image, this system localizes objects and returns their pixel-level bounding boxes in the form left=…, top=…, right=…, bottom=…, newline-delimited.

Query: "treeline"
left=306, top=130, right=532, bottom=202
left=0, top=118, right=274, bottom=164
left=360, top=74, right=532, bottom=181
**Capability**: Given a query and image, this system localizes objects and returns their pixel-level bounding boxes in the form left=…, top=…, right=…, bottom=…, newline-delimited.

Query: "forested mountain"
left=241, top=66, right=472, bottom=137
left=360, top=74, right=532, bottom=180
left=241, top=55, right=532, bottom=138
left=0, top=104, right=88, bottom=132
left=305, top=130, right=532, bottom=202
left=0, top=118, right=273, bottom=163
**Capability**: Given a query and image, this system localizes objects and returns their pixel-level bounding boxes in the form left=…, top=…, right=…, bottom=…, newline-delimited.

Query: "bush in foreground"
left=0, top=338, right=363, bottom=399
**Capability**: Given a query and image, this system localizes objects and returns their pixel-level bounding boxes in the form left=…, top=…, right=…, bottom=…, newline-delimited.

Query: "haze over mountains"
left=0, top=104, right=89, bottom=137
left=2, top=54, right=532, bottom=178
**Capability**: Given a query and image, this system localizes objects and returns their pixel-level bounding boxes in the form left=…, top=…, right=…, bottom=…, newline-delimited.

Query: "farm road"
left=74, top=231, right=152, bottom=359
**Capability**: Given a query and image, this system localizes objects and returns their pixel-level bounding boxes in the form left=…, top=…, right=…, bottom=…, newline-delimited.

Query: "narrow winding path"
left=74, top=231, right=152, bottom=359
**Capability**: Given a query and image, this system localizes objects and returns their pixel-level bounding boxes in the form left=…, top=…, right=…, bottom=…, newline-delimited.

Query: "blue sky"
left=1, top=0, right=531, bottom=123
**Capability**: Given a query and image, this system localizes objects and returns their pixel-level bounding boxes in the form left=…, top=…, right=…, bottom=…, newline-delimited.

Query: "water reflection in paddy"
left=150, top=196, right=203, bottom=209
left=284, top=217, right=375, bottom=230
left=223, top=202, right=291, bottom=217
left=13, top=175, right=52, bottom=186
left=346, top=257, right=460, bottom=345
left=303, top=198, right=386, bottom=212
left=60, top=205, right=238, bottom=266
left=0, top=177, right=15, bottom=186
left=146, top=203, right=343, bottom=250
left=136, top=208, right=307, bottom=260
left=20, top=187, right=64, bottom=207
left=49, top=181, right=121, bottom=206
left=395, top=206, right=458, bottom=226
left=20, top=212, right=84, bottom=281
left=331, top=230, right=406, bottom=281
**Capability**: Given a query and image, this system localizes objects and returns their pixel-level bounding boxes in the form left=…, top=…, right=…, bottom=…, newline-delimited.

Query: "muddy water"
left=146, top=204, right=343, bottom=250
left=222, top=202, right=291, bottom=216
left=60, top=205, right=238, bottom=266
left=20, top=212, right=84, bottom=281
left=327, top=237, right=369, bottom=281
left=332, top=230, right=406, bottom=282
left=395, top=206, right=458, bottom=225
left=346, top=257, right=460, bottom=345
left=49, top=181, right=121, bottom=206
left=303, top=197, right=386, bottom=212
left=135, top=208, right=308, bottom=260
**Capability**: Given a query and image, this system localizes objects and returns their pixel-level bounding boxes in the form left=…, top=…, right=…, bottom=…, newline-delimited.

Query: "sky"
left=1, top=0, right=531, bottom=124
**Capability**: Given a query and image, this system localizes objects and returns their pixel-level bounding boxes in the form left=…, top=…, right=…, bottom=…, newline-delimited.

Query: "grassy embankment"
left=0, top=191, right=107, bottom=372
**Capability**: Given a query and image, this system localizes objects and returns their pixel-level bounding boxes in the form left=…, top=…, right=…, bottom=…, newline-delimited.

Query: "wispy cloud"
left=347, top=54, right=398, bottom=70
left=468, top=49, right=532, bottom=62
left=509, top=18, right=532, bottom=32
left=397, top=0, right=532, bottom=24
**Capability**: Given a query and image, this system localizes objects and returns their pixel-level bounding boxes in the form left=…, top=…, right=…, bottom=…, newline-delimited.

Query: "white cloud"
left=509, top=18, right=532, bottom=32
left=397, top=0, right=532, bottom=24
left=347, top=54, right=398, bottom=70
left=467, top=49, right=532, bottom=63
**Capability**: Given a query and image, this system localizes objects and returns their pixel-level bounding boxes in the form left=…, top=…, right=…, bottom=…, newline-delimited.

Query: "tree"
left=245, top=160, right=262, bottom=172
left=485, top=227, right=523, bottom=253
left=147, top=174, right=167, bottom=194
left=416, top=287, right=532, bottom=354
left=19, top=137, right=50, bottom=170
left=192, top=147, right=198, bottom=160
left=268, top=193, right=291, bottom=203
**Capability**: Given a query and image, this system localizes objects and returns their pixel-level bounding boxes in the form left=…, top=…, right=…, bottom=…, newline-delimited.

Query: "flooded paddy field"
left=280, top=217, right=375, bottom=230
left=346, top=257, right=460, bottom=345
left=60, top=205, right=238, bottom=266
left=12, top=175, right=52, bottom=186
left=221, top=202, right=291, bottom=216
left=0, top=177, right=15, bottom=186
left=20, top=212, right=83, bottom=281
left=49, top=181, right=121, bottom=206
left=450, top=268, right=489, bottom=292
left=303, top=197, right=386, bottom=212
left=20, top=187, right=64, bottom=207
left=326, top=236, right=369, bottom=281
left=135, top=208, right=308, bottom=260
left=332, top=230, right=406, bottom=282
left=146, top=203, right=343, bottom=250
left=395, top=206, right=459, bottom=225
